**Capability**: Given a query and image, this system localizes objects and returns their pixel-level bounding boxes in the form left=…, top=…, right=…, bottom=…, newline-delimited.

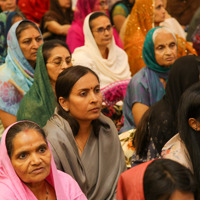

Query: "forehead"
left=91, top=16, right=110, bottom=28
left=71, top=72, right=99, bottom=91
left=154, top=31, right=175, bottom=45
left=19, top=26, right=40, bottom=39
left=155, top=0, right=163, bottom=6
left=48, top=46, right=70, bottom=58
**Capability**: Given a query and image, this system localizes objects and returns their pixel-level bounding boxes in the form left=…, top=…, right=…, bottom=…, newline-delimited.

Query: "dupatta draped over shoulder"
left=0, top=20, right=41, bottom=116
left=17, top=45, right=57, bottom=127
left=72, top=13, right=131, bottom=88
left=0, top=122, right=87, bottom=200
left=44, top=113, right=127, bottom=200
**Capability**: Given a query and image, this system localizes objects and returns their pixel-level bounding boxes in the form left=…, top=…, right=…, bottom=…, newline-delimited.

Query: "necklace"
left=45, top=181, right=49, bottom=200
left=76, top=141, right=84, bottom=154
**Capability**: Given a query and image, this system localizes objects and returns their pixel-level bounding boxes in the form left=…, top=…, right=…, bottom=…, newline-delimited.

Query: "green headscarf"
left=142, top=27, right=174, bottom=73
left=17, top=44, right=57, bottom=127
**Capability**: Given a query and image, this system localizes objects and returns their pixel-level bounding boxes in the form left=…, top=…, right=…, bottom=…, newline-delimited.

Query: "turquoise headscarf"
left=142, top=27, right=175, bottom=73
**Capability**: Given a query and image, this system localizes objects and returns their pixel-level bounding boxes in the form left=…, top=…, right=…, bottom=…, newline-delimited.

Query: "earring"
left=65, top=107, right=69, bottom=112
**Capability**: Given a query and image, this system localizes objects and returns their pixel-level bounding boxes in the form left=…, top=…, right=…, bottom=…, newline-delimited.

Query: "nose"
left=90, top=92, right=98, bottom=103
left=32, top=39, right=41, bottom=49
left=61, top=60, right=70, bottom=69
left=165, top=46, right=172, bottom=55
left=31, top=153, right=41, bottom=165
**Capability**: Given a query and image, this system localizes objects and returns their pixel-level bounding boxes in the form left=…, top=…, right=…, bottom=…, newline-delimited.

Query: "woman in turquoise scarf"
left=120, top=27, right=178, bottom=133
left=17, top=40, right=72, bottom=127
left=0, top=20, right=43, bottom=130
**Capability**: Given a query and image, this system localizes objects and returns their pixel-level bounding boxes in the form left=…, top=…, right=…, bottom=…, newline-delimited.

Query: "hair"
left=144, top=159, right=198, bottom=200
left=55, top=65, right=100, bottom=136
left=11, top=12, right=25, bottom=25
left=89, top=11, right=109, bottom=30
left=42, top=39, right=71, bottom=65
left=152, top=27, right=177, bottom=44
left=16, top=20, right=40, bottom=41
left=178, top=81, right=200, bottom=187
left=6, top=121, right=47, bottom=158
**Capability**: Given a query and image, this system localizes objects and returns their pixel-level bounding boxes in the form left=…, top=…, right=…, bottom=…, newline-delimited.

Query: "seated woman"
left=44, top=66, right=126, bottom=199
left=0, top=121, right=87, bottom=199
left=121, top=26, right=177, bottom=132
left=0, top=20, right=43, bottom=129
left=72, top=12, right=131, bottom=88
left=117, top=159, right=198, bottom=200
left=66, top=0, right=123, bottom=53
left=162, top=81, right=200, bottom=187
left=40, top=0, right=73, bottom=42
left=17, top=40, right=72, bottom=127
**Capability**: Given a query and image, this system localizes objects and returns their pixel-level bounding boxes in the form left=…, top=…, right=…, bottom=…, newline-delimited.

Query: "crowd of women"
left=0, top=0, right=200, bottom=199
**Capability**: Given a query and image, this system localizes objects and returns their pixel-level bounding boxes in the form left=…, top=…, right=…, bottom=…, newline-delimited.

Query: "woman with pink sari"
left=66, top=0, right=123, bottom=53
left=0, top=121, right=87, bottom=200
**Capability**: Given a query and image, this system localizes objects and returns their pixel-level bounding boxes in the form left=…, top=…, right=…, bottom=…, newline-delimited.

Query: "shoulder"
left=0, top=182, right=17, bottom=199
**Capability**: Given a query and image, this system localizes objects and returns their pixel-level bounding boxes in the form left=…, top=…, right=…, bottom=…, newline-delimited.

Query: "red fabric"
left=117, top=160, right=153, bottom=200
left=18, top=0, right=50, bottom=24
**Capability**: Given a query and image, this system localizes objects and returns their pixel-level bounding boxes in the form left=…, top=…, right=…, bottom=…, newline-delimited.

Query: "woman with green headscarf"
left=17, top=39, right=72, bottom=127
left=120, top=27, right=178, bottom=133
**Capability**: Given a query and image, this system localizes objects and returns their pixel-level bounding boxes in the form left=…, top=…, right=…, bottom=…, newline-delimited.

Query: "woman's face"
left=58, top=0, right=71, bottom=8
left=169, top=190, right=194, bottom=200
left=91, top=16, right=113, bottom=49
left=0, top=0, right=16, bottom=11
left=46, top=46, right=72, bottom=84
left=154, top=0, right=165, bottom=25
left=61, top=72, right=102, bottom=124
left=18, top=26, right=43, bottom=68
left=11, top=129, right=51, bottom=184
left=93, top=0, right=108, bottom=13
left=154, top=31, right=177, bottom=67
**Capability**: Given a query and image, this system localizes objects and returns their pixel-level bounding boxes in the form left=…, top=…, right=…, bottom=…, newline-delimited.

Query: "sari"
left=0, top=20, right=42, bottom=116
left=123, top=0, right=197, bottom=76
left=17, top=44, right=57, bottom=127
left=0, top=122, right=87, bottom=200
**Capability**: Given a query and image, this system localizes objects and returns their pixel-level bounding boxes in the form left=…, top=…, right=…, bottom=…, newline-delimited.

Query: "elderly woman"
left=44, top=66, right=126, bottom=199
left=72, top=12, right=131, bottom=88
left=121, top=27, right=177, bottom=132
left=0, top=20, right=43, bottom=129
left=17, top=40, right=72, bottom=127
left=0, top=121, right=87, bottom=199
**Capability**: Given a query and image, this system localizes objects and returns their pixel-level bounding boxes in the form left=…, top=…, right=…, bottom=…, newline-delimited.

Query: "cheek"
left=12, top=161, right=28, bottom=181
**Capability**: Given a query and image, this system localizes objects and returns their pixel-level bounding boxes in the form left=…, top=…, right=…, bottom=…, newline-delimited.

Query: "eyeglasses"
left=93, top=25, right=113, bottom=34
left=47, top=56, right=72, bottom=67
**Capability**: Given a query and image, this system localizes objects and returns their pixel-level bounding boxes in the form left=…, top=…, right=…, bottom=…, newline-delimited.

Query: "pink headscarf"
left=117, top=160, right=154, bottom=200
left=0, top=122, right=86, bottom=200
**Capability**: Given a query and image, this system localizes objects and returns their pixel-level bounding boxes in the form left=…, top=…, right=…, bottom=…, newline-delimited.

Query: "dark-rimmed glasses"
left=93, top=25, right=113, bottom=34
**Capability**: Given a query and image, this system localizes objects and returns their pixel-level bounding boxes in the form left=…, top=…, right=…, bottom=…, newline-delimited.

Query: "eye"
left=157, top=45, right=164, bottom=50
left=36, top=37, right=42, bottom=42
left=106, top=25, right=112, bottom=31
left=65, top=56, right=72, bottom=65
left=18, top=152, right=27, bottom=160
left=169, top=42, right=176, bottom=48
left=97, top=27, right=104, bottom=33
left=38, top=146, right=46, bottom=153
left=95, top=87, right=100, bottom=93
left=80, top=91, right=87, bottom=97
left=23, top=39, right=31, bottom=44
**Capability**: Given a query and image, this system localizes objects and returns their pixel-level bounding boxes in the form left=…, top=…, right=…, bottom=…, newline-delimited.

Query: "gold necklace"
left=76, top=141, right=84, bottom=153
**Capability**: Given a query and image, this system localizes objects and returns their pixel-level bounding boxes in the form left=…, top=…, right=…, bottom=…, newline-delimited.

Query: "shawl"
left=17, top=44, right=57, bottom=127
left=44, top=113, right=127, bottom=200
left=0, top=20, right=43, bottom=116
left=72, top=13, right=131, bottom=88
left=0, top=122, right=87, bottom=200
left=149, top=55, right=200, bottom=153
left=117, top=160, right=153, bottom=200
left=18, top=0, right=49, bottom=24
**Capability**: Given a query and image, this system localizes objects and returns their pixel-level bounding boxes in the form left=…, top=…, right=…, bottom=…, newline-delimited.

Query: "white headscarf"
left=72, top=12, right=131, bottom=88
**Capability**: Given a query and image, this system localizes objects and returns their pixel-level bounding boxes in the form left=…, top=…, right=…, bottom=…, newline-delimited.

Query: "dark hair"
left=6, top=121, right=47, bottom=158
left=178, top=81, right=200, bottom=187
left=16, top=20, right=40, bottom=41
left=89, top=11, right=109, bottom=30
left=42, top=39, right=71, bottom=65
left=55, top=65, right=100, bottom=136
left=144, top=159, right=198, bottom=200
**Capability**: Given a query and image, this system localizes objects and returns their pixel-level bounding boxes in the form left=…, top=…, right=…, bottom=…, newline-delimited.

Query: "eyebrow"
left=77, top=84, right=100, bottom=91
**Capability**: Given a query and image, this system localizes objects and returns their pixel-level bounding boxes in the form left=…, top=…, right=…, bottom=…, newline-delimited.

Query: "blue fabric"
left=120, top=67, right=165, bottom=133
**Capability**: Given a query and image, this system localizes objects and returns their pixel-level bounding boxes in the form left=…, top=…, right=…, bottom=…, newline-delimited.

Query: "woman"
left=40, top=0, right=73, bottom=42
left=0, top=20, right=43, bottom=129
left=44, top=66, right=126, bottom=199
left=123, top=0, right=196, bottom=76
left=121, top=26, right=177, bottom=132
left=117, top=159, right=198, bottom=200
left=72, top=12, right=131, bottom=88
left=66, top=0, right=123, bottom=53
left=162, top=80, right=200, bottom=187
left=0, top=121, right=87, bottom=199
left=17, top=40, right=72, bottom=127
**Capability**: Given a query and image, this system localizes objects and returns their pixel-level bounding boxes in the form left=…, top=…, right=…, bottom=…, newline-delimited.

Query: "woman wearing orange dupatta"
left=123, top=0, right=197, bottom=76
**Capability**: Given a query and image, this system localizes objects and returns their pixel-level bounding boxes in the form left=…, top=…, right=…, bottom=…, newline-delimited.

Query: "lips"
left=165, top=57, right=174, bottom=61
left=89, top=107, right=101, bottom=112
left=31, top=167, right=45, bottom=174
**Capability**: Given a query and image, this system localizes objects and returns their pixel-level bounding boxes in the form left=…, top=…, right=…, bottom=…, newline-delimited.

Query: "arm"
left=0, top=110, right=16, bottom=129
left=45, top=21, right=71, bottom=35
left=132, top=102, right=149, bottom=127
left=113, top=15, right=126, bottom=34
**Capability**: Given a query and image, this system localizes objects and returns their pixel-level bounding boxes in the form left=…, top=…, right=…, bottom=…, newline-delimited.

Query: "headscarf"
left=0, top=20, right=43, bottom=115
left=72, top=12, right=131, bottom=88
left=17, top=44, right=57, bottom=127
left=117, top=160, right=153, bottom=200
left=0, top=121, right=87, bottom=200
left=123, top=0, right=154, bottom=75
